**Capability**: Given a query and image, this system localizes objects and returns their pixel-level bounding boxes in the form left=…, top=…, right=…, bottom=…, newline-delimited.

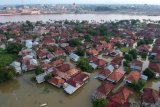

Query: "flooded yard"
left=0, top=72, right=101, bottom=107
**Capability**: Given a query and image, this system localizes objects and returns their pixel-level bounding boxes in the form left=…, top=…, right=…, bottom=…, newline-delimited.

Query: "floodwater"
left=0, top=72, right=101, bottom=107
left=1, top=14, right=160, bottom=23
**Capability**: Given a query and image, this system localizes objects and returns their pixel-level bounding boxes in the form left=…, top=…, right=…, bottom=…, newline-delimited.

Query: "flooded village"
left=0, top=19, right=160, bottom=107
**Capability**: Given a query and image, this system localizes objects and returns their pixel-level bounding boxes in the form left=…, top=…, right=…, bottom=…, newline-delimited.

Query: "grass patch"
left=120, top=47, right=129, bottom=53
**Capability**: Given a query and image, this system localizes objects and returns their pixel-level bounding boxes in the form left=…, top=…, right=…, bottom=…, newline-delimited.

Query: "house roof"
left=99, top=68, right=112, bottom=77
left=110, top=87, right=132, bottom=104
left=95, top=59, right=107, bottom=67
left=87, top=49, right=99, bottom=56
left=37, top=49, right=46, bottom=58
left=138, top=44, right=150, bottom=51
left=48, top=76, right=65, bottom=85
left=96, top=82, right=114, bottom=96
left=111, top=55, right=123, bottom=66
left=149, top=62, right=160, bottom=73
left=66, top=68, right=81, bottom=77
left=66, top=72, right=89, bottom=87
left=52, top=59, right=64, bottom=67
left=126, top=71, right=141, bottom=83
left=107, top=69, right=125, bottom=82
left=142, top=88, right=160, bottom=104
left=56, top=64, right=70, bottom=72
left=131, top=59, right=143, bottom=67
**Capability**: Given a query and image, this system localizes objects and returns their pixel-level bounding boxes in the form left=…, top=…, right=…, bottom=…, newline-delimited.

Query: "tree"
left=123, top=60, right=130, bottom=67
left=127, top=80, right=145, bottom=92
left=0, top=67, right=16, bottom=82
left=77, top=58, right=93, bottom=73
left=69, top=38, right=81, bottom=47
left=34, top=66, right=43, bottom=75
left=141, top=52, right=148, bottom=60
left=6, top=43, right=23, bottom=55
left=128, top=49, right=138, bottom=59
left=92, top=99, right=108, bottom=107
left=76, top=47, right=85, bottom=56
left=143, top=68, right=154, bottom=79
left=84, top=34, right=92, bottom=42
left=124, top=54, right=133, bottom=61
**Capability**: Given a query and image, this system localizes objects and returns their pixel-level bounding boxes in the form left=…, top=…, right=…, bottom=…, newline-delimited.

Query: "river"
left=1, top=14, right=160, bottom=23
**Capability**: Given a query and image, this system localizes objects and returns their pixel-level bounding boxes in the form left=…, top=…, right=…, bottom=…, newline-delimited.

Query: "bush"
left=143, top=68, right=154, bottom=79
left=34, top=66, right=43, bottom=75
left=123, top=60, right=130, bottom=67
left=76, top=47, right=85, bottom=56
left=77, top=58, right=93, bottom=72
left=141, top=52, right=148, bottom=60
left=44, top=74, right=52, bottom=81
left=127, top=80, right=145, bottom=92
left=92, top=99, right=108, bottom=107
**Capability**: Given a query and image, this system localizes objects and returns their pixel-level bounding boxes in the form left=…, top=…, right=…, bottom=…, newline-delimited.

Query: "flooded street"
left=0, top=72, right=101, bottom=107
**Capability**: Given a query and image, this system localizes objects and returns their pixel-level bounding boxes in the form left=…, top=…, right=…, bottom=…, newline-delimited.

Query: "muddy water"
left=0, top=72, right=101, bottom=107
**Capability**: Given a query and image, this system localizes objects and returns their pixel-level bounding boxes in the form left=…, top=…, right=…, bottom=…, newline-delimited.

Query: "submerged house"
left=64, top=72, right=89, bottom=94
left=48, top=76, right=65, bottom=88
left=69, top=53, right=80, bottom=62
left=92, top=82, right=114, bottom=99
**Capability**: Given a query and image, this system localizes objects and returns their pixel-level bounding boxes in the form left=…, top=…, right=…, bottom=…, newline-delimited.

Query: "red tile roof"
left=48, top=76, right=65, bottom=86
left=149, top=62, right=160, bottom=74
left=66, top=72, right=89, bottom=87
left=126, top=71, right=141, bottom=83
left=52, top=59, right=64, bottom=67
left=131, top=59, right=143, bottom=67
left=142, top=88, right=160, bottom=104
left=99, top=68, right=112, bottom=77
left=56, top=64, right=70, bottom=72
left=110, top=87, right=132, bottom=104
left=107, top=69, right=125, bottom=82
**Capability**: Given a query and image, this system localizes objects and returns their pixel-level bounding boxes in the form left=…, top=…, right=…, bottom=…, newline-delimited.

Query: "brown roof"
left=110, top=87, right=132, bottom=104
left=66, top=68, right=81, bottom=77
left=95, top=59, right=107, bottom=68
left=99, top=68, right=112, bottom=77
left=87, top=49, right=99, bottom=56
left=111, top=55, right=123, bottom=66
left=108, top=69, right=125, bottom=82
left=48, top=76, right=65, bottom=85
left=56, top=64, right=70, bottom=72
left=149, top=62, right=160, bottom=73
left=52, top=59, right=64, bottom=67
left=126, top=71, right=141, bottom=83
left=94, top=82, right=114, bottom=98
left=131, top=59, right=143, bottom=67
left=66, top=72, right=89, bottom=87
left=142, top=88, right=160, bottom=104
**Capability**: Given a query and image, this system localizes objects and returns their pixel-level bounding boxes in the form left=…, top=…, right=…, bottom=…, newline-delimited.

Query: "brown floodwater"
left=0, top=72, right=101, bottom=107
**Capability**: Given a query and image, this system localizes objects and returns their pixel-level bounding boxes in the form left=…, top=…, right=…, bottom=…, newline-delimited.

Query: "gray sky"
left=1, top=0, right=160, bottom=5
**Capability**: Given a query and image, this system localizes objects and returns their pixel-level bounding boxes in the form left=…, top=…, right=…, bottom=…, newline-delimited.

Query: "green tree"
left=6, top=43, right=23, bottom=55
left=77, top=58, right=93, bottom=72
left=141, top=52, right=148, bottom=60
left=127, top=80, right=145, bottom=92
left=129, top=49, right=138, bottom=59
left=0, top=67, right=16, bottom=82
left=124, top=54, right=133, bottom=61
left=34, top=66, right=43, bottom=75
left=143, top=68, right=154, bottom=79
left=76, top=47, right=85, bottom=56
left=84, top=34, right=92, bottom=42
left=92, top=99, right=108, bottom=107
left=69, top=38, right=81, bottom=47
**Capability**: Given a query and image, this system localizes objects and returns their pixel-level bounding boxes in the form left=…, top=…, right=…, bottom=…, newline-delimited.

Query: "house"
left=87, top=49, right=99, bottom=56
left=110, top=55, right=123, bottom=68
left=53, top=46, right=65, bottom=57
left=42, top=36, right=55, bottom=46
left=36, top=70, right=53, bottom=84
left=66, top=68, right=81, bottom=77
left=52, top=59, right=64, bottom=67
left=150, top=45, right=160, bottom=56
left=64, top=46, right=74, bottom=54
left=110, top=87, right=132, bottom=105
left=95, top=59, right=107, bottom=68
left=92, top=82, right=114, bottom=99
left=138, top=44, right=150, bottom=53
left=142, top=88, right=160, bottom=107
left=69, top=53, right=80, bottom=62
left=48, top=76, right=65, bottom=88
left=37, top=49, right=46, bottom=59
left=56, top=64, right=70, bottom=72
left=149, top=62, right=160, bottom=78
left=97, top=68, right=113, bottom=80
left=10, top=61, right=22, bottom=74
left=22, top=57, right=38, bottom=71
left=152, top=54, right=160, bottom=63
left=130, top=59, right=143, bottom=71
left=107, top=69, right=125, bottom=83
left=89, top=62, right=98, bottom=70
left=124, top=71, right=141, bottom=84
left=64, top=72, right=89, bottom=94
left=25, top=40, right=33, bottom=49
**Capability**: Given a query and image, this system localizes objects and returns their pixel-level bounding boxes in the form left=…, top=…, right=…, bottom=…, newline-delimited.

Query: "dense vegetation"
left=77, top=58, right=93, bottom=72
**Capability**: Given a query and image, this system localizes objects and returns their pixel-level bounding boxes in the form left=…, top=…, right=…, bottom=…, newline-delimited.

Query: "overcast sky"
left=1, top=0, right=160, bottom=5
